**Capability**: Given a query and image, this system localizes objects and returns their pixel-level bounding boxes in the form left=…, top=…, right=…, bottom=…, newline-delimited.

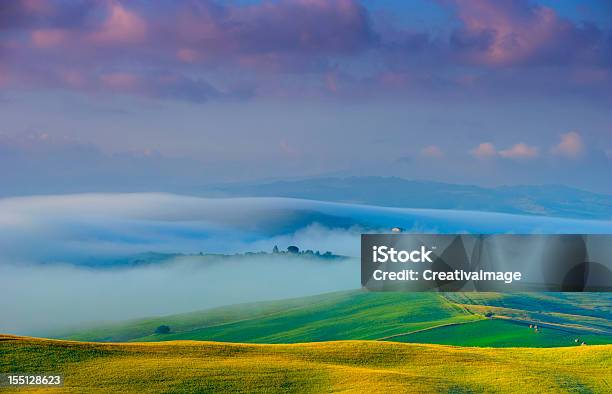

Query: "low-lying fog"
left=0, top=255, right=359, bottom=335
left=2, top=193, right=612, bottom=335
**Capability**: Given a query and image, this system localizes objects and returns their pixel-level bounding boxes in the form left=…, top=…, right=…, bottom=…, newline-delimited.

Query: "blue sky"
left=0, top=0, right=610, bottom=193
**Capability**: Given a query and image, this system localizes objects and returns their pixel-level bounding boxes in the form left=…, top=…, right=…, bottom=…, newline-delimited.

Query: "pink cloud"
left=451, top=0, right=550, bottom=64
left=448, top=0, right=602, bottom=66
left=31, top=29, right=67, bottom=48
left=325, top=72, right=339, bottom=93
left=470, top=142, right=496, bottom=159
left=58, top=69, right=87, bottom=88
left=0, top=67, right=9, bottom=87
left=420, top=145, right=444, bottom=158
left=2, top=0, right=609, bottom=102
left=100, top=72, right=139, bottom=90
left=572, top=68, right=611, bottom=85
left=378, top=72, right=412, bottom=88
left=177, top=48, right=200, bottom=63
left=175, top=0, right=371, bottom=56
left=279, top=139, right=303, bottom=159
left=499, top=143, right=539, bottom=159
left=21, top=0, right=54, bottom=14
left=87, top=2, right=147, bottom=45
left=551, top=131, right=584, bottom=158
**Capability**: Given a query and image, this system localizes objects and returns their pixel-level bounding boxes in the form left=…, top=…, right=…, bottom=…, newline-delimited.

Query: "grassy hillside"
left=61, top=291, right=479, bottom=343
left=445, top=292, right=612, bottom=325
left=1, top=335, right=610, bottom=393
left=0, top=336, right=612, bottom=393
left=59, top=290, right=612, bottom=347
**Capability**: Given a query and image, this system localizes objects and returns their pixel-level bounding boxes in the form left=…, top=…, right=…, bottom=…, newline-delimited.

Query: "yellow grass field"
left=1, top=334, right=611, bottom=393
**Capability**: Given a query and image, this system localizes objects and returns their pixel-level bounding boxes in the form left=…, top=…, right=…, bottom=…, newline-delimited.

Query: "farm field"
left=391, top=319, right=610, bottom=347
left=58, top=290, right=612, bottom=347
left=1, top=335, right=611, bottom=393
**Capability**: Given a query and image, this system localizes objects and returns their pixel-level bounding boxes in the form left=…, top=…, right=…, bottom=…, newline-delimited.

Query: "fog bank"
left=0, top=255, right=359, bottom=335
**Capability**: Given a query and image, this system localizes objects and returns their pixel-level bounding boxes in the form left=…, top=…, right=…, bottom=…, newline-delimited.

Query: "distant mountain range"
left=205, top=177, right=612, bottom=220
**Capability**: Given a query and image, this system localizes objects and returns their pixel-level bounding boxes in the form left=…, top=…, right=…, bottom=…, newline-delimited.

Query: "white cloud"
left=551, top=131, right=584, bottom=158
left=499, top=143, right=539, bottom=159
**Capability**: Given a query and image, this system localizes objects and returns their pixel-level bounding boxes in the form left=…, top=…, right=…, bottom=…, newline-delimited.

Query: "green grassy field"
left=61, top=291, right=480, bottom=343
left=445, top=293, right=612, bottom=325
left=391, top=319, right=610, bottom=347
left=1, top=335, right=611, bottom=393
left=59, top=290, right=612, bottom=348
left=6, top=292, right=612, bottom=391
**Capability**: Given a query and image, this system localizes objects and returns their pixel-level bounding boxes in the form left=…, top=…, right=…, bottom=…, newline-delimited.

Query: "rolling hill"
left=58, top=290, right=612, bottom=347
left=1, top=335, right=610, bottom=393
left=60, top=291, right=479, bottom=343
left=207, top=177, right=612, bottom=219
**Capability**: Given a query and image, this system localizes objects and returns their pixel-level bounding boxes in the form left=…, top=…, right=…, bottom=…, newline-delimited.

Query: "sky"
left=0, top=0, right=611, bottom=194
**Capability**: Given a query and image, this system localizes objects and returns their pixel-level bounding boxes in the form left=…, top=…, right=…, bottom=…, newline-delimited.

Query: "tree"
left=155, top=325, right=171, bottom=334
left=287, top=245, right=299, bottom=254
left=272, top=245, right=279, bottom=253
